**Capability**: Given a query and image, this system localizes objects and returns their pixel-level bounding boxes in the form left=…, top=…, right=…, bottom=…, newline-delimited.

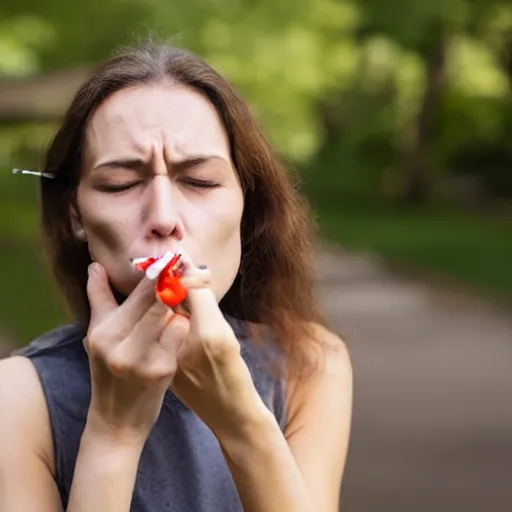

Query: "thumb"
left=86, top=262, right=118, bottom=326
left=173, top=248, right=227, bottom=330
left=180, top=265, right=226, bottom=331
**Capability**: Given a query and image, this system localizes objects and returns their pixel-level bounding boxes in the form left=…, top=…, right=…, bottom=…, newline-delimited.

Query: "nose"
left=144, top=175, right=183, bottom=241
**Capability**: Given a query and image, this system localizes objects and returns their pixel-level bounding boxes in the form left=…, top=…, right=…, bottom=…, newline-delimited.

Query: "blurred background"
left=0, top=0, right=510, bottom=510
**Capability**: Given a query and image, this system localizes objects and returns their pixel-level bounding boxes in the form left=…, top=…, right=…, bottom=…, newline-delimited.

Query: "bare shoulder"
left=283, top=323, right=353, bottom=511
left=309, top=322, right=352, bottom=376
left=0, top=354, right=39, bottom=384
left=286, top=322, right=352, bottom=399
left=284, top=321, right=353, bottom=436
left=0, top=356, right=60, bottom=510
left=0, top=355, right=54, bottom=464
left=0, top=355, right=47, bottom=409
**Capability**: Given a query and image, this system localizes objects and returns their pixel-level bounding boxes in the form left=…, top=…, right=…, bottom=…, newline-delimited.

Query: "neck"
left=111, top=285, right=127, bottom=306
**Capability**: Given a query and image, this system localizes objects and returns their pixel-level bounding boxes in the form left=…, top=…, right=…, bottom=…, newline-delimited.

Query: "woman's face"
left=74, top=84, right=244, bottom=300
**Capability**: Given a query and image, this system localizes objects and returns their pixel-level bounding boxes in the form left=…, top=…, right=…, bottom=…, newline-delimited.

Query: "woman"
left=0, top=40, right=352, bottom=511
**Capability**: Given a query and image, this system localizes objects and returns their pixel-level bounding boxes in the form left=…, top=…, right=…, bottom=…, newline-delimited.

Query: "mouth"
left=130, top=251, right=184, bottom=280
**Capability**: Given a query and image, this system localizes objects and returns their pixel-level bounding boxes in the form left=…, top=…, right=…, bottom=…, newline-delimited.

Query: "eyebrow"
left=92, top=155, right=228, bottom=172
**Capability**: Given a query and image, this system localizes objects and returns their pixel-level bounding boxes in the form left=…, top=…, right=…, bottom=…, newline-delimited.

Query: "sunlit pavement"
left=316, top=244, right=512, bottom=512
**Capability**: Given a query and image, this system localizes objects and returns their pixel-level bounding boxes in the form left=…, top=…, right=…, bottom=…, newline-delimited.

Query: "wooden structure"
left=0, top=66, right=92, bottom=123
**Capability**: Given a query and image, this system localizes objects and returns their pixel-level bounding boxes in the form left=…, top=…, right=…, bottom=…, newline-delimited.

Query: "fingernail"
left=88, top=262, right=98, bottom=276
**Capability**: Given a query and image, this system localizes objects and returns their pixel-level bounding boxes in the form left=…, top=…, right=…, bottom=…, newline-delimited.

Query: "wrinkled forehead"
left=82, top=84, right=232, bottom=168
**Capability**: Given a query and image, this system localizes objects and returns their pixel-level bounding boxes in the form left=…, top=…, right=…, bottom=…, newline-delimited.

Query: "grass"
left=313, top=201, right=512, bottom=296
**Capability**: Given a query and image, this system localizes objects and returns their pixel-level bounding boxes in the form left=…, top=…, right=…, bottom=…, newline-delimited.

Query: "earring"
left=75, top=228, right=87, bottom=242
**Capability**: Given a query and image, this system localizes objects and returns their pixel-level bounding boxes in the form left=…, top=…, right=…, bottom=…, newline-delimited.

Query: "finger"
left=179, top=268, right=212, bottom=291
left=87, top=262, right=118, bottom=327
left=113, top=273, right=163, bottom=334
left=118, top=299, right=174, bottom=364
left=158, top=312, right=189, bottom=357
left=138, top=313, right=188, bottom=381
left=178, top=254, right=225, bottom=329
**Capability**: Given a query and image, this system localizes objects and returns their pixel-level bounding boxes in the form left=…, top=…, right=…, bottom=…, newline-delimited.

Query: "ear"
left=70, top=202, right=86, bottom=242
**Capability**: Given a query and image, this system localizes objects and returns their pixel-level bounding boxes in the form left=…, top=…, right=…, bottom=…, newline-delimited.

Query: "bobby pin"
left=13, top=168, right=56, bottom=179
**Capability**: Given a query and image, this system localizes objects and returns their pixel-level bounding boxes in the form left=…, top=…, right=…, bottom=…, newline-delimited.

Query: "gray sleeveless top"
left=14, top=315, right=287, bottom=512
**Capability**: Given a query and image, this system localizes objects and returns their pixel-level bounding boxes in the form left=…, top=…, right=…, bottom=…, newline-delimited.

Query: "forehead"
left=84, top=84, right=230, bottom=161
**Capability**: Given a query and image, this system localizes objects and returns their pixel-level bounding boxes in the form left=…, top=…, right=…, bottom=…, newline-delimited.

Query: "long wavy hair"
left=39, top=39, right=327, bottom=376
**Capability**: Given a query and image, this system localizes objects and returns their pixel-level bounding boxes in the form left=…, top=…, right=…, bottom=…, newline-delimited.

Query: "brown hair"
left=40, top=39, right=327, bottom=376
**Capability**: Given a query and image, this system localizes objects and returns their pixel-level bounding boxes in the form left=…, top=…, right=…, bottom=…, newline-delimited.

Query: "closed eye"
left=98, top=181, right=142, bottom=193
left=180, top=178, right=220, bottom=189
left=97, top=178, right=220, bottom=193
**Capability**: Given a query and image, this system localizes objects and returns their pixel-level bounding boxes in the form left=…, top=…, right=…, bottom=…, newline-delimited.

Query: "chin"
left=107, top=268, right=142, bottom=297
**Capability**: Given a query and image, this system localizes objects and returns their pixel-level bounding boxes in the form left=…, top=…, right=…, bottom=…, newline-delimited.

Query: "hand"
left=169, top=255, right=271, bottom=441
left=83, top=262, right=188, bottom=441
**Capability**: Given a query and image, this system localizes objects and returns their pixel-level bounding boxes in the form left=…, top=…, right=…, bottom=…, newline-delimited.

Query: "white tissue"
left=145, top=251, right=174, bottom=280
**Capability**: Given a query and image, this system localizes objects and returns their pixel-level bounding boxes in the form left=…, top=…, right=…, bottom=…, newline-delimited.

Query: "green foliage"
left=316, top=203, right=512, bottom=295
left=147, top=0, right=365, bottom=161
left=0, top=243, right=68, bottom=343
left=0, top=16, right=55, bottom=76
left=1, top=0, right=512, bottom=170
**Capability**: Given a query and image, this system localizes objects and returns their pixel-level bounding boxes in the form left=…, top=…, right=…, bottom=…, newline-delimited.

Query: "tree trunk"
left=500, top=30, right=512, bottom=91
left=401, top=27, right=447, bottom=205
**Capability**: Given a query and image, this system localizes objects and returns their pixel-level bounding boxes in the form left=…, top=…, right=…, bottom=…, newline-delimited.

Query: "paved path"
left=1, top=245, right=511, bottom=511
left=315, top=244, right=512, bottom=512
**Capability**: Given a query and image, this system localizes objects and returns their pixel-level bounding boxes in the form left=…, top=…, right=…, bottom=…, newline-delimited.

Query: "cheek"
left=80, top=201, right=143, bottom=296
left=184, top=191, right=244, bottom=298
left=188, top=190, right=243, bottom=246
left=77, top=188, right=139, bottom=258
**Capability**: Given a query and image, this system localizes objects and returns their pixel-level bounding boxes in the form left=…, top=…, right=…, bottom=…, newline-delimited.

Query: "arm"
left=1, top=261, right=186, bottom=512
left=0, top=356, right=62, bottom=511
left=0, top=357, right=148, bottom=512
left=66, top=422, right=145, bottom=512
left=217, top=326, right=353, bottom=512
